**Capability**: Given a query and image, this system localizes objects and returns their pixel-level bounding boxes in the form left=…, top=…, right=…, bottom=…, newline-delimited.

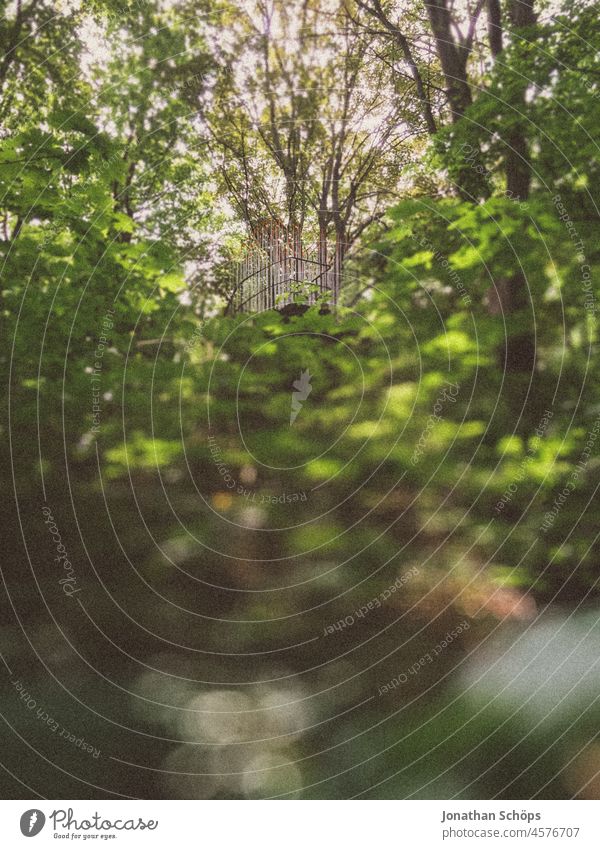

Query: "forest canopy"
left=2, top=0, right=600, bottom=802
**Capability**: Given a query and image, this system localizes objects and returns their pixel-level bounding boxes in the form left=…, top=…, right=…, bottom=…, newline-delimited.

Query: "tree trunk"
left=424, top=0, right=490, bottom=200
left=495, top=0, right=537, bottom=372
left=504, top=0, right=536, bottom=205
left=333, top=228, right=347, bottom=305
left=424, top=0, right=472, bottom=125
left=487, top=0, right=503, bottom=58
left=359, top=1, right=437, bottom=134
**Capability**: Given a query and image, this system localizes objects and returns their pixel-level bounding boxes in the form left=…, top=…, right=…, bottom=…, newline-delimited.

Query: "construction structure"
left=226, top=220, right=343, bottom=315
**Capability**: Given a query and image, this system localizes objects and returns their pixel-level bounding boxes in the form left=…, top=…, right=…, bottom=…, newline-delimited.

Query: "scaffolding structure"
left=227, top=220, right=337, bottom=314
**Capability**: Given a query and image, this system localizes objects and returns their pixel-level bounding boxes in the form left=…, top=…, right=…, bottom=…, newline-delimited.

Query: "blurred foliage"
left=1, top=0, right=600, bottom=801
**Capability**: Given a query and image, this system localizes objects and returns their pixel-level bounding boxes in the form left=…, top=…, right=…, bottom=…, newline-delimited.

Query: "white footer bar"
left=1, top=800, right=597, bottom=848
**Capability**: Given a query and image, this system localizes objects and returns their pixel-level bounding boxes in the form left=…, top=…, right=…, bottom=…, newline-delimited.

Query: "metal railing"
left=226, top=222, right=338, bottom=315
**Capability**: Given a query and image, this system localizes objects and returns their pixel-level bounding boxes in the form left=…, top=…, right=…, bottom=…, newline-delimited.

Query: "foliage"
left=2, top=0, right=600, bottom=801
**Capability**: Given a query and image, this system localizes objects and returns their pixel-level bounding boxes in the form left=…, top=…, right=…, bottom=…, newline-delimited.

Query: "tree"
left=0, top=0, right=85, bottom=127
left=198, top=0, right=423, bottom=298
left=503, top=0, right=537, bottom=203
left=349, top=0, right=439, bottom=135
left=349, top=0, right=492, bottom=199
